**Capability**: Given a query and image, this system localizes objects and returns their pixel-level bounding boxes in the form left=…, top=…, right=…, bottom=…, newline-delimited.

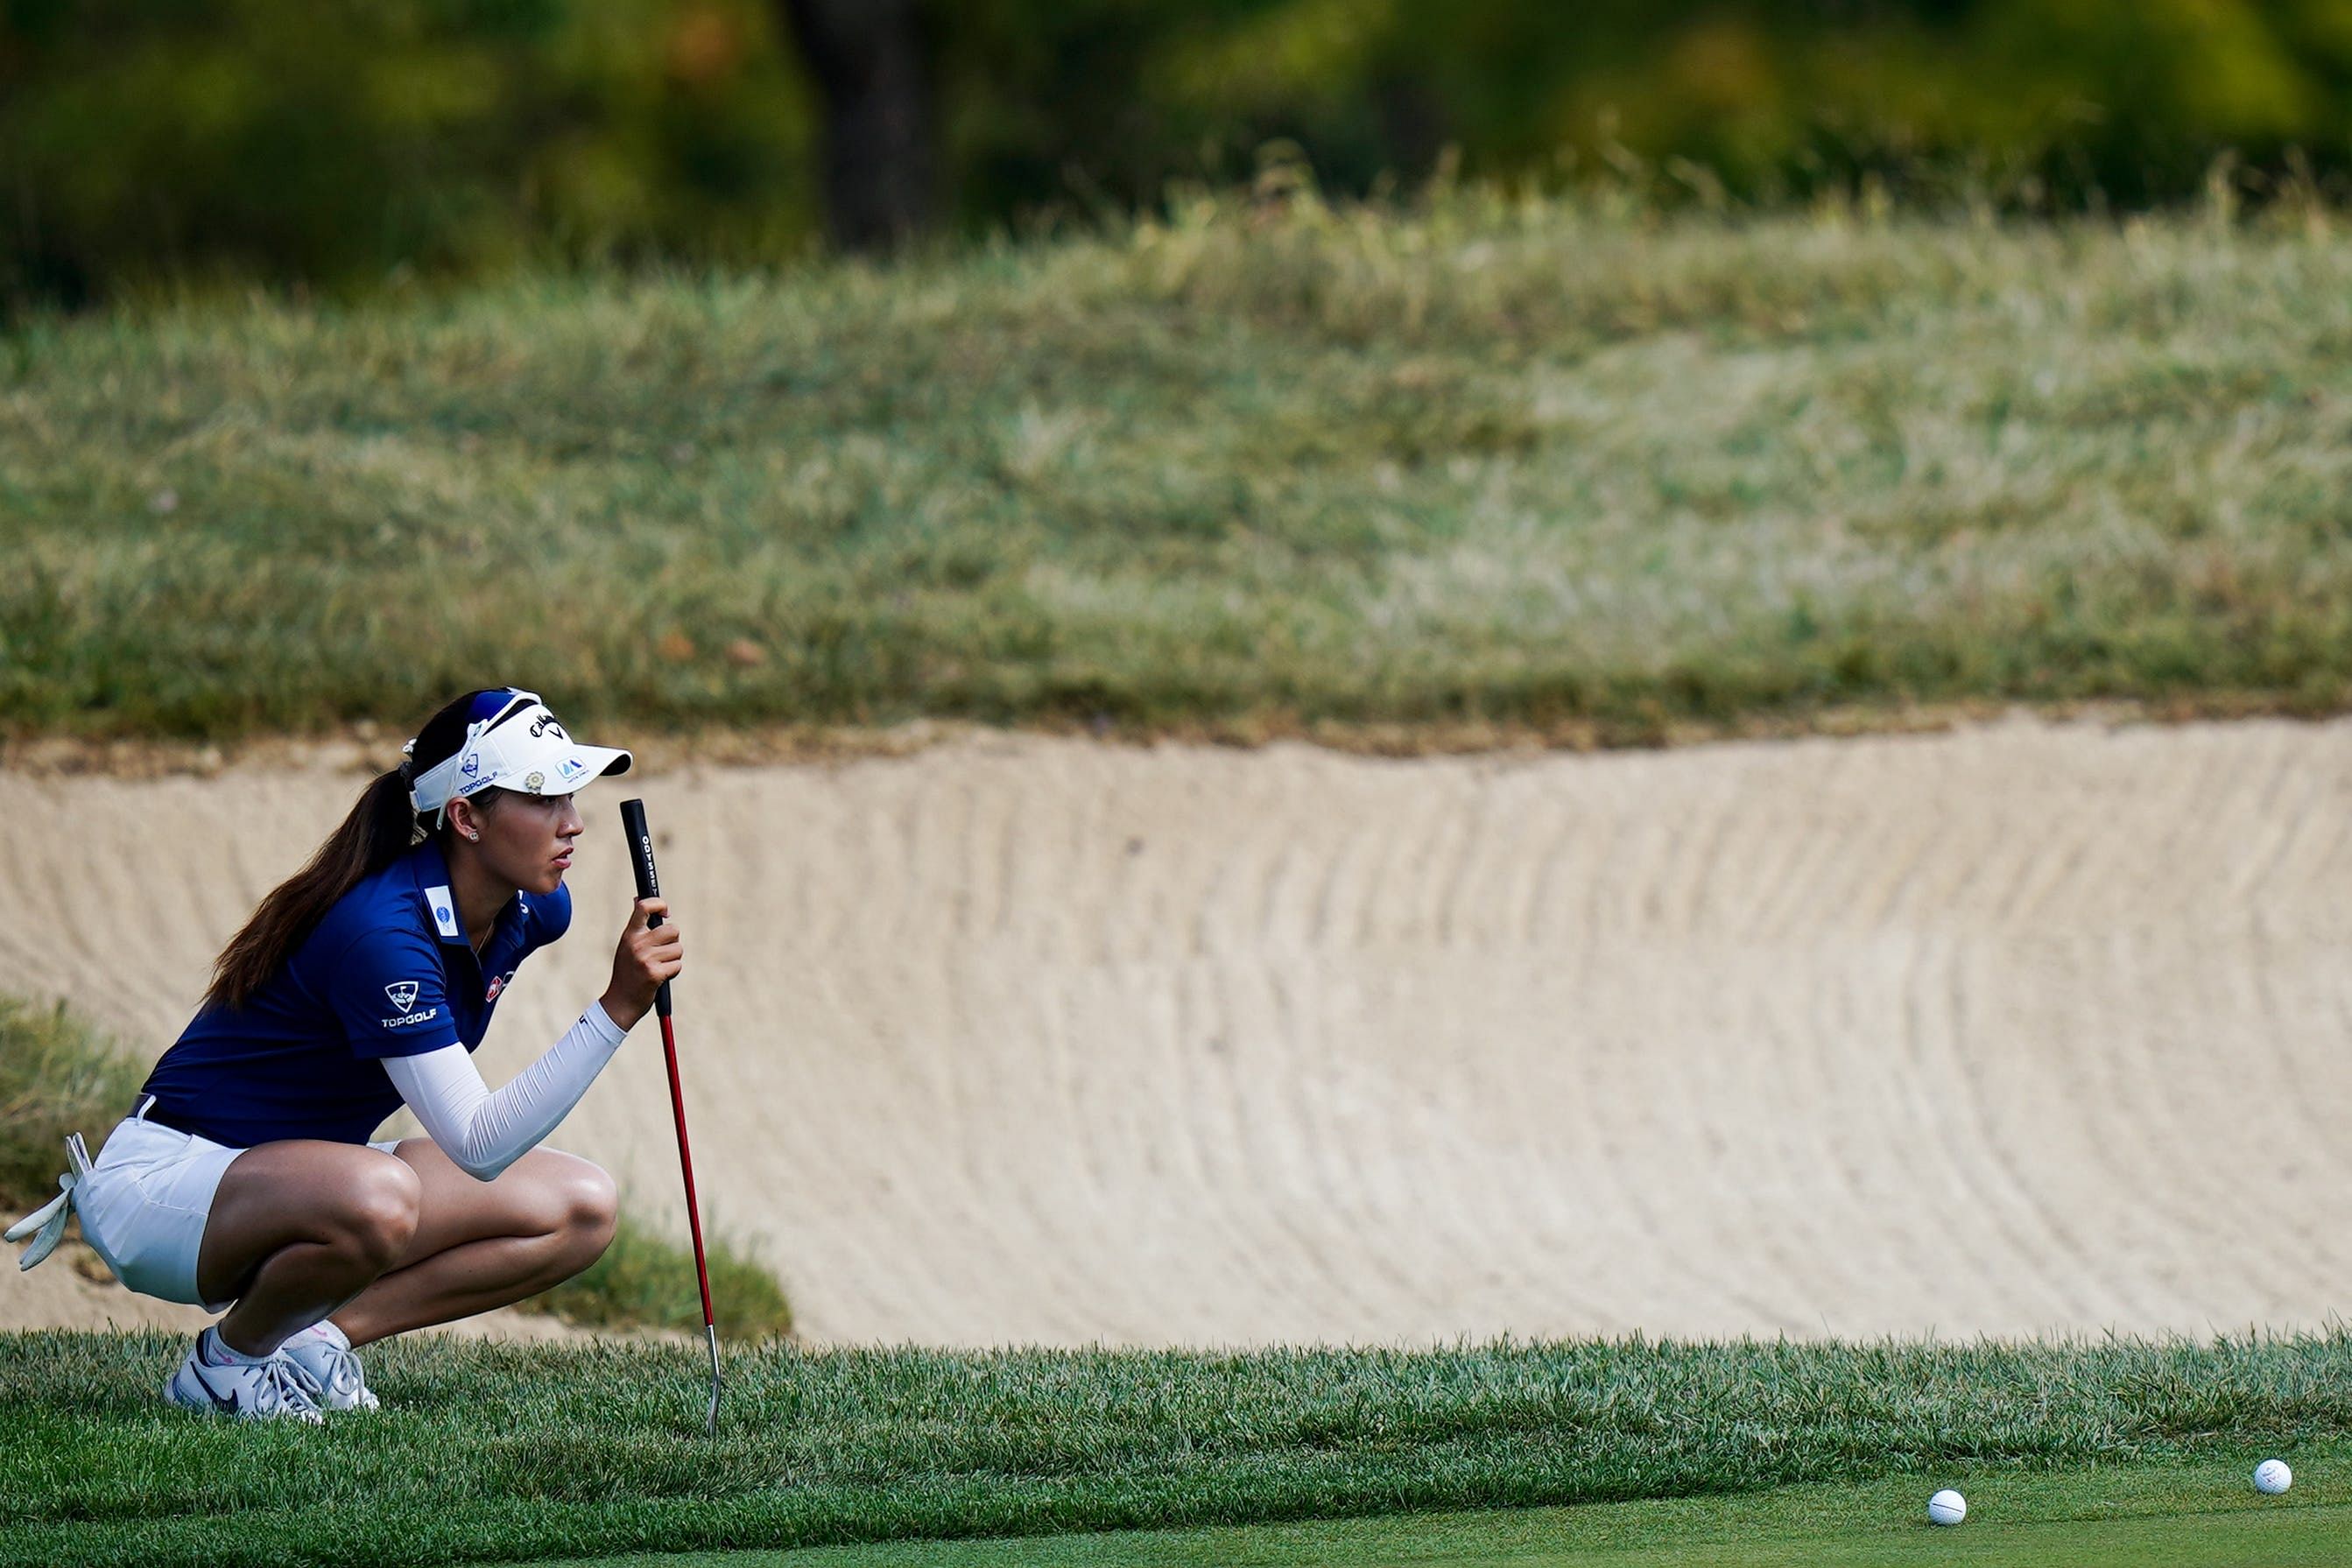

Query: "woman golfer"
left=7, top=688, right=680, bottom=1421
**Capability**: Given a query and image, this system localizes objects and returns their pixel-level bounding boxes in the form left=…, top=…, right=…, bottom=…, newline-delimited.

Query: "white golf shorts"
left=76, top=1114, right=401, bottom=1313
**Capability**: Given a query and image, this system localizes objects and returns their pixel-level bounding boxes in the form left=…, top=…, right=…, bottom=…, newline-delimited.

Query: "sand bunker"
left=5, top=717, right=2350, bottom=1346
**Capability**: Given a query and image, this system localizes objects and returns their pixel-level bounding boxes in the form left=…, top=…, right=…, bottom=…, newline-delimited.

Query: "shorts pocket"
left=73, top=1120, right=234, bottom=1308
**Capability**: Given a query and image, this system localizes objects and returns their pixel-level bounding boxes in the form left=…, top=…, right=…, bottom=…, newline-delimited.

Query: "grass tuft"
left=0, top=993, right=145, bottom=1209
left=539, top=1199, right=792, bottom=1339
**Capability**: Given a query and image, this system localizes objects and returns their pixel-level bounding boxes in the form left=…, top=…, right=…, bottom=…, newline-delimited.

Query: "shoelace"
left=285, top=1339, right=364, bottom=1403
left=246, top=1356, right=320, bottom=1419
left=319, top=1343, right=364, bottom=1401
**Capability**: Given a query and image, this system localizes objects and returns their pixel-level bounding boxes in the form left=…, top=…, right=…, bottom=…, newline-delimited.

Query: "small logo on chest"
left=485, top=971, right=517, bottom=1002
left=384, top=981, right=420, bottom=1011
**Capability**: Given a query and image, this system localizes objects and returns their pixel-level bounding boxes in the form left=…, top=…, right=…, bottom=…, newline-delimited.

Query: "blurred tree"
left=778, top=0, right=935, bottom=250
left=0, top=0, right=817, bottom=304
left=4, top=0, right=2351, bottom=306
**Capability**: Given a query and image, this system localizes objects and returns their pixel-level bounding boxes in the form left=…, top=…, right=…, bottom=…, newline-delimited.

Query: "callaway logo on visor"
left=384, top=981, right=421, bottom=1012
left=406, top=688, right=633, bottom=824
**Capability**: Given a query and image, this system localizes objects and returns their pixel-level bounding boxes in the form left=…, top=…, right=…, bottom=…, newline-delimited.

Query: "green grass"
left=0, top=993, right=786, bottom=1336
left=5, top=190, right=2352, bottom=744
left=0, top=993, right=146, bottom=1208
left=555, top=1449, right=2352, bottom=1565
left=538, top=1192, right=791, bottom=1339
left=8, top=1330, right=2352, bottom=1568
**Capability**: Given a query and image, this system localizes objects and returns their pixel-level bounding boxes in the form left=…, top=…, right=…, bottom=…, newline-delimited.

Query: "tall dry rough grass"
left=4, top=186, right=2348, bottom=742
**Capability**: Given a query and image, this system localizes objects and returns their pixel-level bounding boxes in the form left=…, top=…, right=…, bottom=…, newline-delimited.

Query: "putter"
left=619, top=797, right=722, bottom=1436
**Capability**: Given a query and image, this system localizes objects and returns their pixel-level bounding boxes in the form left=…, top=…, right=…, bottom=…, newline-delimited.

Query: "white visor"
left=408, top=694, right=632, bottom=822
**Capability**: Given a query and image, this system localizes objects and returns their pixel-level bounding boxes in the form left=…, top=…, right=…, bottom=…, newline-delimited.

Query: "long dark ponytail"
left=201, top=690, right=509, bottom=1010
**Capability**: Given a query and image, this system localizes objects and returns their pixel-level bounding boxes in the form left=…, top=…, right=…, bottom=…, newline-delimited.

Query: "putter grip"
left=617, top=798, right=673, bottom=1018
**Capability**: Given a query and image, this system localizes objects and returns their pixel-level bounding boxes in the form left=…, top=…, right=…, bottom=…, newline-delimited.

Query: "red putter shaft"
left=618, top=797, right=722, bottom=1436
left=658, top=1009, right=719, bottom=1356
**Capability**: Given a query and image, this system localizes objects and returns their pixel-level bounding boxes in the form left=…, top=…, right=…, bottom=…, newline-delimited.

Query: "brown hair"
left=201, top=690, right=508, bottom=1010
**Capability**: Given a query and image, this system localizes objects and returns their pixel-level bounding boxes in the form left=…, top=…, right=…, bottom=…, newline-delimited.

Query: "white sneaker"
left=164, top=1327, right=324, bottom=1424
left=280, top=1320, right=379, bottom=1412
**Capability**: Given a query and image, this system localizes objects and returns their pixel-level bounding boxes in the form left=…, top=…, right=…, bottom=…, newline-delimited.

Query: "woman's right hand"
left=601, top=897, right=684, bottom=1031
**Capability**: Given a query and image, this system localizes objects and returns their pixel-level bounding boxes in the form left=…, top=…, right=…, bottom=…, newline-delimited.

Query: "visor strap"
left=410, top=716, right=497, bottom=826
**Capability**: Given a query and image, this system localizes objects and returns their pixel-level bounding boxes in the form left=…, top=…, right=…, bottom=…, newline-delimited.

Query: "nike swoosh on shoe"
left=191, top=1365, right=242, bottom=1416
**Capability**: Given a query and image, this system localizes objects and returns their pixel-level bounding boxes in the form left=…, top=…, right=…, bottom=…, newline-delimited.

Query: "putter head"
left=703, top=1322, right=723, bottom=1437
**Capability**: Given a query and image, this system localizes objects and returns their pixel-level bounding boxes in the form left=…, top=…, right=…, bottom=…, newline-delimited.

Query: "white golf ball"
left=1927, top=1488, right=1968, bottom=1526
left=2255, top=1459, right=2292, bottom=1495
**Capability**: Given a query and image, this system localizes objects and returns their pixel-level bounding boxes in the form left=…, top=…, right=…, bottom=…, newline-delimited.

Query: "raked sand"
left=4, top=717, right=2350, bottom=1346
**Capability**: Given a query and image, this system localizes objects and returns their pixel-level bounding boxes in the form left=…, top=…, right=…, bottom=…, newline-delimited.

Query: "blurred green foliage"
left=6, top=0, right=2352, bottom=303
left=981, top=0, right=2352, bottom=214
left=0, top=0, right=819, bottom=303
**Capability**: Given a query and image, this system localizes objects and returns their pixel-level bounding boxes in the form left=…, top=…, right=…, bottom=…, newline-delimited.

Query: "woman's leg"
left=327, top=1141, right=618, bottom=1347
left=196, top=1141, right=425, bottom=1356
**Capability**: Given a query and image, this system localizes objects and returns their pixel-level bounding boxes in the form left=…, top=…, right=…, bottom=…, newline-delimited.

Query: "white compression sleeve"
left=381, top=1002, right=630, bottom=1181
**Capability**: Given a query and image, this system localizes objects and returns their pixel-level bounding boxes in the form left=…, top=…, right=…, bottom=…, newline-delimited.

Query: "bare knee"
left=564, top=1162, right=618, bottom=1255
left=539, top=1159, right=617, bottom=1275
left=335, top=1158, right=424, bottom=1270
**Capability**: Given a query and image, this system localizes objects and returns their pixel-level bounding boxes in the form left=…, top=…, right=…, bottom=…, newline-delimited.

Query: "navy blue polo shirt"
left=140, top=839, right=571, bottom=1149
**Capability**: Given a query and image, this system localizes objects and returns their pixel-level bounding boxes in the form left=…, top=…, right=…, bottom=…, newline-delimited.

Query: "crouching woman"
left=12, top=688, right=681, bottom=1420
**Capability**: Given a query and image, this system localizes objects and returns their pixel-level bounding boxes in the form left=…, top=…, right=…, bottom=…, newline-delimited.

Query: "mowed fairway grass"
left=6, top=192, right=2352, bottom=744
left=9, top=1331, right=2352, bottom=1568
left=567, top=1456, right=2352, bottom=1567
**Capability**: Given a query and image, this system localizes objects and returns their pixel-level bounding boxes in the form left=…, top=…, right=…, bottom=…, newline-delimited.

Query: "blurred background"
left=7, top=0, right=2351, bottom=307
